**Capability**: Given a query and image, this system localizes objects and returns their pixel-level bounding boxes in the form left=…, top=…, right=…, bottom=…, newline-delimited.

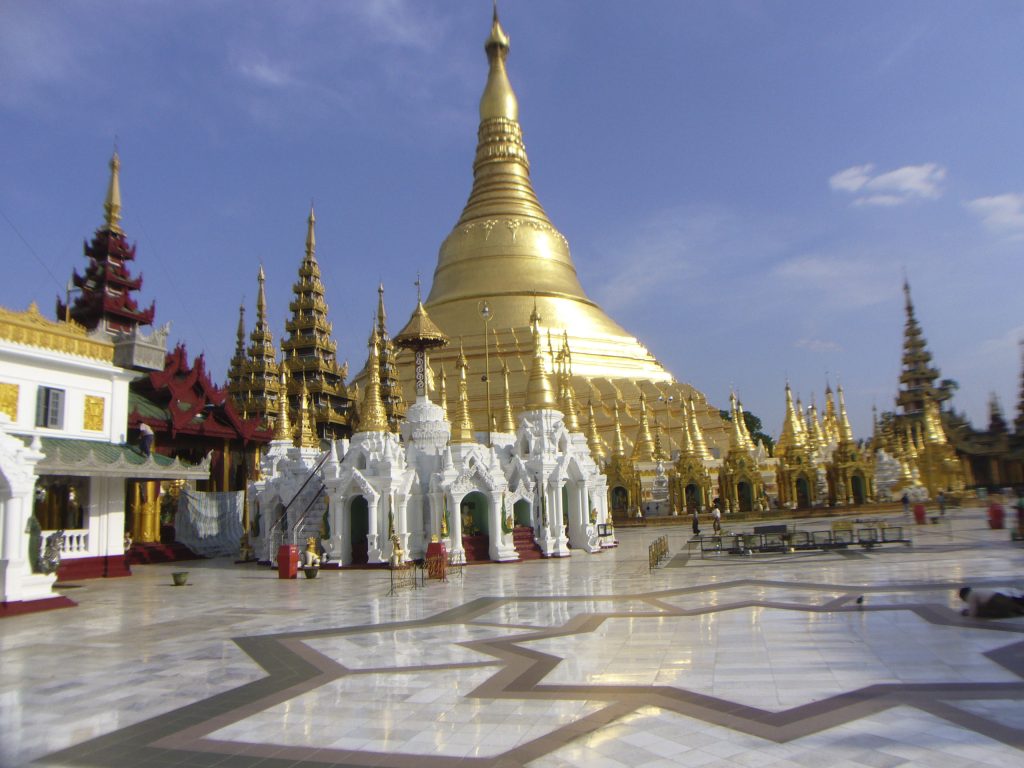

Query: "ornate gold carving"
left=0, top=382, right=18, bottom=420
left=83, top=395, right=105, bottom=431
left=0, top=304, right=114, bottom=362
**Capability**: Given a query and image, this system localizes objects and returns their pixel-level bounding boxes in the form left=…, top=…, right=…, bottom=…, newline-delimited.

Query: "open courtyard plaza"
left=3, top=507, right=1022, bottom=768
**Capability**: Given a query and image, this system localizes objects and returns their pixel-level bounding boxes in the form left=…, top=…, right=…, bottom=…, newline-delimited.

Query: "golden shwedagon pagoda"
left=406, top=10, right=731, bottom=459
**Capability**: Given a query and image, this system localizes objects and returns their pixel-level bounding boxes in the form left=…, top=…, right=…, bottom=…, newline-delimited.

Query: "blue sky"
left=2, top=1, right=1022, bottom=439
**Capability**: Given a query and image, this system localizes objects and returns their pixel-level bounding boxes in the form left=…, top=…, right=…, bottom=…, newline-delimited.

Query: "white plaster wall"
left=0, top=341, right=134, bottom=444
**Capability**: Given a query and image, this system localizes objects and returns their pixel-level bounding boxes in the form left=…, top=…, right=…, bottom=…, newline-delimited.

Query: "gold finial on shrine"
left=256, top=265, right=268, bottom=324
left=358, top=324, right=390, bottom=433
left=437, top=364, right=449, bottom=419
left=274, top=366, right=291, bottom=441
left=377, top=283, right=387, bottom=338
left=524, top=307, right=557, bottom=410
left=632, top=392, right=655, bottom=461
left=837, top=384, right=854, bottom=443
left=451, top=340, right=476, bottom=443
left=611, top=402, right=626, bottom=457
left=103, top=149, right=124, bottom=235
left=481, top=2, right=515, bottom=121
left=296, top=381, right=320, bottom=449
left=305, top=203, right=316, bottom=259
left=586, top=400, right=606, bottom=463
left=687, top=396, right=711, bottom=461
left=500, top=358, right=516, bottom=433
left=560, top=334, right=580, bottom=431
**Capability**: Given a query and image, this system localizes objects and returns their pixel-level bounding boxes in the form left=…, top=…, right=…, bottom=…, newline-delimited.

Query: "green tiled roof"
left=129, top=390, right=170, bottom=420
left=18, top=435, right=209, bottom=479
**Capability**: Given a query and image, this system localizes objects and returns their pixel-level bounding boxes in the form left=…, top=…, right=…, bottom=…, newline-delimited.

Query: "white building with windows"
left=0, top=303, right=206, bottom=611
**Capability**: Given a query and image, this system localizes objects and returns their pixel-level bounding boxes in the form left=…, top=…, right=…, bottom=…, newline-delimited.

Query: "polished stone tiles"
left=2, top=507, right=1022, bottom=767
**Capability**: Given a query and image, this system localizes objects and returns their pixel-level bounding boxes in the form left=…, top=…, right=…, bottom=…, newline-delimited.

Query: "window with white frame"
left=35, top=386, right=65, bottom=429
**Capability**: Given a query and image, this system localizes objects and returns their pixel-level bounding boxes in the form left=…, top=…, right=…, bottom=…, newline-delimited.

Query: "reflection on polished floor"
left=3, top=507, right=1023, bottom=768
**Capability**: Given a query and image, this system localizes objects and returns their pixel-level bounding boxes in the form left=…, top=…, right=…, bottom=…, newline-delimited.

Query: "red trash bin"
left=987, top=503, right=1005, bottom=530
left=913, top=503, right=926, bottom=525
left=277, top=544, right=299, bottom=579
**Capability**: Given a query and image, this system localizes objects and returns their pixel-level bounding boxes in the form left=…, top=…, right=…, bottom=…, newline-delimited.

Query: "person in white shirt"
left=959, top=586, right=1024, bottom=618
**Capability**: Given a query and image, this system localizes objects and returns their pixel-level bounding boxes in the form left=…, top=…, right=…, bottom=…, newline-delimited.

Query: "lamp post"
left=479, top=301, right=493, bottom=446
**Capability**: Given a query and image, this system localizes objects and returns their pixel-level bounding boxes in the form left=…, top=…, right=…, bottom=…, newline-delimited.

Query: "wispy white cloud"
left=795, top=338, right=843, bottom=353
left=965, top=193, right=1024, bottom=239
left=771, top=254, right=892, bottom=309
left=829, top=163, right=946, bottom=206
left=234, top=56, right=293, bottom=88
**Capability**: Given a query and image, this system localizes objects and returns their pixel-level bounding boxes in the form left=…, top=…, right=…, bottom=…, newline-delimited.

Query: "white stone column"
left=366, top=493, right=382, bottom=564
left=447, top=491, right=464, bottom=562
left=489, top=491, right=517, bottom=562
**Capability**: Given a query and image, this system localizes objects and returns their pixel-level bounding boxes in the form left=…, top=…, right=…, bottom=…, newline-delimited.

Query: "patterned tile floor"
left=2, top=506, right=1022, bottom=767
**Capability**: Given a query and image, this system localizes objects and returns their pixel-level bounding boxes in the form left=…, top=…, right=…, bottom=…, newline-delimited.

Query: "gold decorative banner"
left=83, top=395, right=105, bottom=431
left=0, top=382, right=18, bottom=420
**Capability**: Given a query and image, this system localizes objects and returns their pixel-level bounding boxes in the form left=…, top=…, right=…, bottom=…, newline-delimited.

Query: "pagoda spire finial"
left=256, top=265, right=268, bottom=324
left=632, top=392, right=655, bottom=461
left=103, top=149, right=124, bottom=235
left=837, top=384, right=854, bottom=443
left=687, top=396, right=711, bottom=461
left=295, top=381, right=320, bottom=449
left=451, top=340, right=476, bottom=443
left=586, top=400, right=606, bottom=463
left=357, top=324, right=390, bottom=433
left=273, top=366, right=292, bottom=441
left=305, top=203, right=316, bottom=259
left=377, top=282, right=387, bottom=337
left=438, top=365, right=449, bottom=419
left=500, top=358, right=516, bottom=432
left=524, top=307, right=558, bottom=410
left=611, top=402, right=626, bottom=457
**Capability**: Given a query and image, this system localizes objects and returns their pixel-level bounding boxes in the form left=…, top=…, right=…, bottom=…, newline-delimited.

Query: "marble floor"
left=2, top=506, right=1022, bottom=768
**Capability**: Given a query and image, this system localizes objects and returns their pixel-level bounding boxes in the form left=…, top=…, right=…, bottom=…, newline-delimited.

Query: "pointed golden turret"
left=777, top=383, right=806, bottom=457
left=295, top=382, right=320, bottom=449
left=586, top=400, right=606, bottom=463
left=653, top=422, right=667, bottom=461
left=687, top=396, right=711, bottom=461
left=103, top=150, right=124, bottom=235
left=305, top=203, right=316, bottom=257
left=438, top=365, right=449, bottom=419
left=524, top=306, right=558, bottom=410
left=678, top=404, right=695, bottom=456
left=273, top=367, right=292, bottom=441
left=924, top=398, right=947, bottom=445
left=727, top=393, right=747, bottom=452
left=735, top=398, right=756, bottom=450
left=500, top=359, right=516, bottom=432
left=611, top=402, right=626, bottom=457
left=808, top=400, right=826, bottom=452
left=632, top=392, right=656, bottom=461
left=837, top=385, right=854, bottom=443
left=559, top=334, right=580, bottom=431
left=357, top=325, right=390, bottom=433
left=823, top=385, right=840, bottom=444
left=451, top=341, right=476, bottom=443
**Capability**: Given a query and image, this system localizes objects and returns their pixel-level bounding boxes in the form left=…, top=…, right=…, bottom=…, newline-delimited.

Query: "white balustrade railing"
left=40, top=528, right=90, bottom=559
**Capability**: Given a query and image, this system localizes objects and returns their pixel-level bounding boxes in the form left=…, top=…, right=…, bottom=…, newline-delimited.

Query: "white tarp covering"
left=175, top=489, right=243, bottom=558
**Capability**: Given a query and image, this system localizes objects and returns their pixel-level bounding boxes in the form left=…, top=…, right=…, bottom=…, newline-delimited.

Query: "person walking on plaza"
left=937, top=491, right=946, bottom=517
left=691, top=508, right=701, bottom=536
left=901, top=491, right=910, bottom=518
left=712, top=501, right=722, bottom=534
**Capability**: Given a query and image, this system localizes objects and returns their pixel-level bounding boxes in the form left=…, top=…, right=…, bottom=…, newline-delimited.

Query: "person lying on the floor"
left=959, top=586, right=1024, bottom=618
